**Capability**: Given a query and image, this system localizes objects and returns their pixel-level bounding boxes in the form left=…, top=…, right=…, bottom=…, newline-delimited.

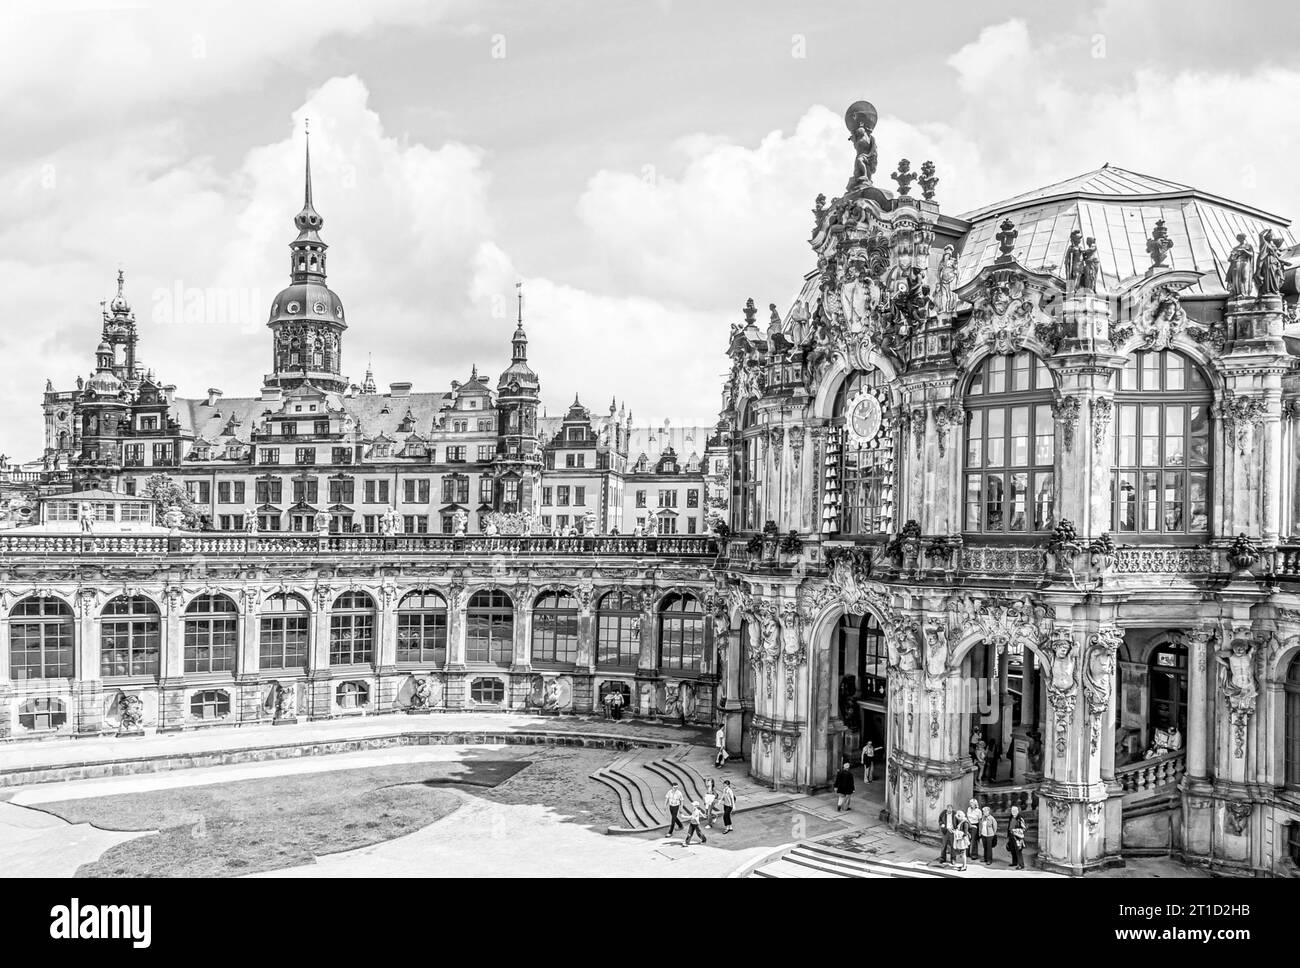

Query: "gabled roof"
left=959, top=165, right=1198, bottom=221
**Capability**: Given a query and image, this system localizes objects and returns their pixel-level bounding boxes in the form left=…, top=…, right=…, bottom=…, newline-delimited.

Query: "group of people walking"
left=936, top=798, right=1027, bottom=871
left=664, top=777, right=738, bottom=845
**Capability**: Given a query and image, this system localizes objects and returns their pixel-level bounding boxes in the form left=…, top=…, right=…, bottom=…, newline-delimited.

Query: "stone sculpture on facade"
left=117, top=692, right=144, bottom=733
left=1044, top=631, right=1078, bottom=756
left=1216, top=637, right=1259, bottom=757
left=1254, top=228, right=1285, bottom=297
left=845, top=100, right=879, bottom=189
left=1077, top=237, right=1101, bottom=292
left=1145, top=218, right=1174, bottom=269
left=1225, top=233, right=1255, bottom=298
left=1063, top=229, right=1084, bottom=284
left=935, top=244, right=959, bottom=315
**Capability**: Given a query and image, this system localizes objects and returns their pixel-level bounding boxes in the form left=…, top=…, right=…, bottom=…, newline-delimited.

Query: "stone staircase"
left=750, top=842, right=956, bottom=879
left=592, top=745, right=797, bottom=834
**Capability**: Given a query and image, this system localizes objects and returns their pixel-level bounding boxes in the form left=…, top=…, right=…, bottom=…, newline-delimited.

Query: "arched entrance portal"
left=962, top=637, right=1044, bottom=788
left=834, top=612, right=888, bottom=752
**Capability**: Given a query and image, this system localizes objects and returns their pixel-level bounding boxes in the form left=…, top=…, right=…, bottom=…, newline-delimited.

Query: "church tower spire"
left=265, top=121, right=349, bottom=394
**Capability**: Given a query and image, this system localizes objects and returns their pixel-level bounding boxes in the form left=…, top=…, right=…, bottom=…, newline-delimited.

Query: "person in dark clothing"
left=936, top=803, right=955, bottom=866
left=1007, top=805, right=1027, bottom=870
left=834, top=761, right=856, bottom=812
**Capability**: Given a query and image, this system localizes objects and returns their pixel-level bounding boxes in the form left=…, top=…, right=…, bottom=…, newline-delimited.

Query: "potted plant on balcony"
left=886, top=519, right=923, bottom=570
left=778, top=530, right=802, bottom=565
left=1087, top=532, right=1117, bottom=575
left=1227, top=533, right=1259, bottom=580
left=762, top=520, right=780, bottom=563
left=745, top=532, right=764, bottom=569
left=1044, top=519, right=1083, bottom=574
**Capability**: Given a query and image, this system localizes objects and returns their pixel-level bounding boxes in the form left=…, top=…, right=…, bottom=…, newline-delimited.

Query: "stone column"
left=74, top=589, right=103, bottom=735
left=444, top=584, right=467, bottom=709
left=572, top=591, right=596, bottom=713
left=508, top=587, right=532, bottom=709
left=1036, top=621, right=1113, bottom=875
left=158, top=589, right=185, bottom=731
left=0, top=613, right=10, bottom=741
left=236, top=587, right=263, bottom=723
left=634, top=591, right=658, bottom=716
left=374, top=584, right=399, bottom=712
left=306, top=585, right=332, bottom=719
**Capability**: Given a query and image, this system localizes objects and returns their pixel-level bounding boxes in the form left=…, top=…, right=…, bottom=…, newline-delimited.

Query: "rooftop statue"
left=1145, top=218, right=1174, bottom=269
left=919, top=161, right=938, bottom=200
left=844, top=100, right=879, bottom=190
left=1254, top=228, right=1284, bottom=297
left=1225, top=233, right=1255, bottom=298
left=1063, top=229, right=1084, bottom=286
left=1077, top=237, right=1101, bottom=293
left=891, top=158, right=916, bottom=196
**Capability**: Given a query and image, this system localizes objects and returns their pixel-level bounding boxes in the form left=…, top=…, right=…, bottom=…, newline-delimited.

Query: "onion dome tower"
left=265, top=125, right=349, bottom=393
left=494, top=283, right=542, bottom=513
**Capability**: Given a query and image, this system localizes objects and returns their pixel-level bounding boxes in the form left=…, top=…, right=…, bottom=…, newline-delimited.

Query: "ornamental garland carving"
left=770, top=426, right=785, bottom=468
left=1044, top=629, right=1079, bottom=757
left=1091, top=397, right=1113, bottom=452
left=1215, top=637, right=1260, bottom=758
left=779, top=599, right=807, bottom=700
left=1217, top=393, right=1267, bottom=455
left=934, top=405, right=955, bottom=459
left=951, top=268, right=1051, bottom=364
left=1083, top=626, right=1124, bottom=755
left=789, top=426, right=806, bottom=467
left=1048, top=798, right=1069, bottom=834
left=1052, top=394, right=1081, bottom=454
left=781, top=733, right=798, bottom=762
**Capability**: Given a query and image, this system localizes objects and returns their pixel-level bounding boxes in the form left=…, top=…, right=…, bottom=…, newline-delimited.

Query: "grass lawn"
left=478, top=747, right=626, bottom=829
left=37, top=754, right=536, bottom=878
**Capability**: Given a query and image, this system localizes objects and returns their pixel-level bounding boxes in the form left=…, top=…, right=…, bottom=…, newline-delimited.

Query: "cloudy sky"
left=2, top=0, right=1298, bottom=458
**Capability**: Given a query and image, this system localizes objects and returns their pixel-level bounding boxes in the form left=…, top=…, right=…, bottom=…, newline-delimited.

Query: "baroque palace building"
left=4, top=101, right=1300, bottom=878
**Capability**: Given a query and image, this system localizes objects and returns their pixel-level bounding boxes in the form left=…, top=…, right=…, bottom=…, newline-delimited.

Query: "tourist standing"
left=683, top=800, right=708, bottom=845
left=720, top=780, right=737, bottom=833
left=703, top=778, right=718, bottom=828
left=978, top=805, right=997, bottom=865
left=834, top=760, right=856, bottom=812
left=714, top=724, right=729, bottom=767
left=936, top=803, right=955, bottom=866
left=665, top=782, right=685, bottom=835
left=861, top=740, right=876, bottom=782
left=952, top=811, right=970, bottom=871
left=1008, top=805, right=1026, bottom=870
left=965, top=796, right=981, bottom=864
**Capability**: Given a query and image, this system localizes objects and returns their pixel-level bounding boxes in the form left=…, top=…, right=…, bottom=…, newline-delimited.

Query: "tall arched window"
left=183, top=593, right=238, bottom=674
left=596, top=590, right=640, bottom=668
left=1148, top=640, right=1188, bottom=745
left=466, top=590, right=514, bottom=665
left=531, top=591, right=578, bottom=665
left=330, top=591, right=375, bottom=665
left=737, top=403, right=761, bottom=531
left=9, top=597, right=74, bottom=680
left=833, top=369, right=894, bottom=535
left=659, top=593, right=705, bottom=673
left=396, top=590, right=447, bottom=665
left=964, top=351, right=1055, bottom=533
left=101, top=595, right=161, bottom=678
left=1286, top=655, right=1300, bottom=789
left=260, top=593, right=309, bottom=670
left=1112, top=350, right=1211, bottom=535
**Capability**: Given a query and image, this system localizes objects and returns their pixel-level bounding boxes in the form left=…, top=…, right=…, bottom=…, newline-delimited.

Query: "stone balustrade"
left=0, top=532, right=718, bottom=559
left=1116, top=750, right=1185, bottom=802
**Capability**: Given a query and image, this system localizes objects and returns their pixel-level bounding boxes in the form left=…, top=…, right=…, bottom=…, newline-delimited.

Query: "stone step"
left=753, top=858, right=848, bottom=878
left=608, top=763, right=664, bottom=828
left=796, top=842, right=956, bottom=878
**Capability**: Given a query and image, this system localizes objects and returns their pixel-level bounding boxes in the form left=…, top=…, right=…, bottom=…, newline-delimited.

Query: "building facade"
left=709, top=100, right=1300, bottom=877
left=5, top=101, right=1300, bottom=878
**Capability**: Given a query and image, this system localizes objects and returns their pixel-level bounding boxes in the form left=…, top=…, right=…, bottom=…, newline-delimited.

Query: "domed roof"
left=87, top=369, right=123, bottom=395
left=268, top=282, right=346, bottom=327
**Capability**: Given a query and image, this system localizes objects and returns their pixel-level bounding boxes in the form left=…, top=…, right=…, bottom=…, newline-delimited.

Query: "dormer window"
left=140, top=416, right=158, bottom=432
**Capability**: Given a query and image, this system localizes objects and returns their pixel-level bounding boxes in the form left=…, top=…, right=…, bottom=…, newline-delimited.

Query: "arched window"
left=9, top=597, right=74, bottom=680
left=1148, top=641, right=1188, bottom=747
left=260, top=593, right=309, bottom=670
left=836, top=612, right=889, bottom=715
left=597, top=590, right=640, bottom=668
left=833, top=369, right=894, bottom=535
left=658, top=593, right=705, bottom=673
left=1112, top=350, right=1211, bottom=535
left=737, top=403, right=761, bottom=531
left=532, top=591, right=579, bottom=665
left=470, top=677, right=506, bottom=704
left=101, top=595, right=161, bottom=678
left=396, top=590, right=447, bottom=665
left=183, top=593, right=238, bottom=674
left=466, top=590, right=514, bottom=665
left=19, top=697, right=67, bottom=731
left=330, top=591, right=375, bottom=665
left=190, top=689, right=231, bottom=720
left=964, top=351, right=1055, bottom=533
left=336, top=680, right=370, bottom=710
left=1285, top=655, right=1300, bottom=789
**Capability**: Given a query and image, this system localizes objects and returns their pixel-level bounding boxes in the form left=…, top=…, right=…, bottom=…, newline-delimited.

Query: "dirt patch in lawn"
left=476, top=747, right=625, bottom=829
left=37, top=757, right=535, bottom=878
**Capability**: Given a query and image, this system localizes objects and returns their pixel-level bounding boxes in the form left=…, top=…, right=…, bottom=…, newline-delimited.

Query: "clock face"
left=846, top=391, right=882, bottom=445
